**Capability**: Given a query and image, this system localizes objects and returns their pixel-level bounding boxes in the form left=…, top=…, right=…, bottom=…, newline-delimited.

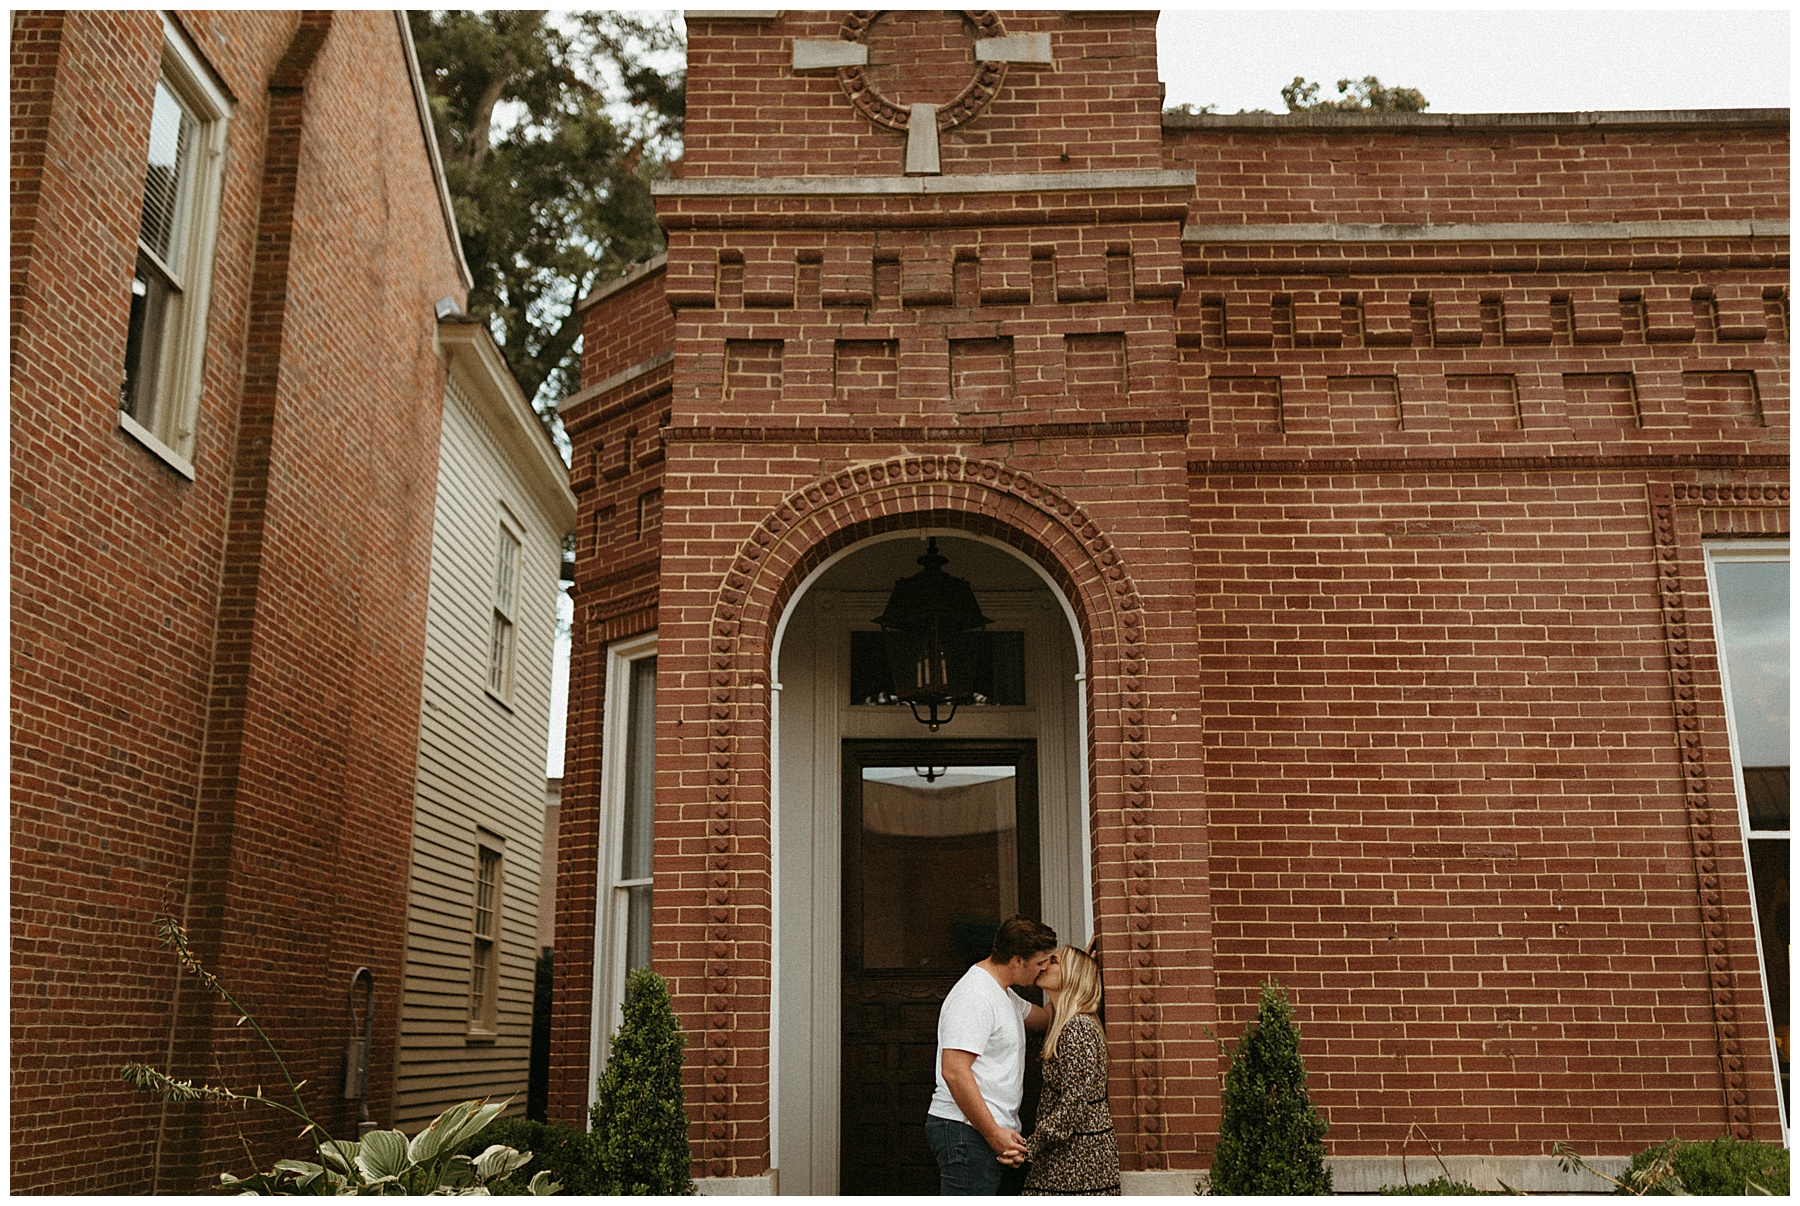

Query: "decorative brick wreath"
left=836, top=10, right=1009, bottom=133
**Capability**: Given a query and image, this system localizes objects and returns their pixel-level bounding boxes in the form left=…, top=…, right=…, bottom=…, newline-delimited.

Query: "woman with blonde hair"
left=1021, top=944, right=1119, bottom=1195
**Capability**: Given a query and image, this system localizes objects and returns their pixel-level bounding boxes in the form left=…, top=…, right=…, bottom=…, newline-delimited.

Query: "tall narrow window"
left=1706, top=540, right=1789, bottom=1122
left=470, top=837, right=504, bottom=1034
left=487, top=524, right=522, bottom=701
left=119, top=17, right=230, bottom=475
left=592, top=635, right=656, bottom=1083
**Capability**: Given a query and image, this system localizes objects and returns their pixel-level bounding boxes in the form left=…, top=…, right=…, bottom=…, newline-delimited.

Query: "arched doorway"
left=770, top=530, right=1091, bottom=1194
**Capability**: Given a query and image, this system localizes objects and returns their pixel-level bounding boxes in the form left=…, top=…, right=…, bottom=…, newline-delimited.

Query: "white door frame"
left=767, top=530, right=1092, bottom=1194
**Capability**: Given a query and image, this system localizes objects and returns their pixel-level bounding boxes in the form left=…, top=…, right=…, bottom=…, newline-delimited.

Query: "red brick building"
left=554, top=9, right=1789, bottom=1195
left=10, top=11, right=485, bottom=1192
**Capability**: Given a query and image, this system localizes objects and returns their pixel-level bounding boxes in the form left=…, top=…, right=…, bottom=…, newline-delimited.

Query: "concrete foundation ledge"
left=1134, top=1153, right=1633, bottom=1196
left=693, top=1173, right=777, bottom=1195
left=697, top=1154, right=1631, bottom=1196
left=1328, top=1154, right=1629, bottom=1195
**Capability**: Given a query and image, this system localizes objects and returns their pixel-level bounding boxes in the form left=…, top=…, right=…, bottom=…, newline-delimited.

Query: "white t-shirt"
left=927, top=963, right=1035, bottom=1131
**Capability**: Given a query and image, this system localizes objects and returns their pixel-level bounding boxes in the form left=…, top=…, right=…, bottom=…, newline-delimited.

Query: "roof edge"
left=436, top=320, right=577, bottom=530
left=1161, top=108, right=1791, bottom=134
left=576, top=253, right=668, bottom=314
left=396, top=11, right=473, bottom=293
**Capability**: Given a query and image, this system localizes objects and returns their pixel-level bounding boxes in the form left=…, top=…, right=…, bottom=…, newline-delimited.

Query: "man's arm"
left=941, top=1048, right=1026, bottom=1161
left=1023, top=1001, right=1050, bottom=1032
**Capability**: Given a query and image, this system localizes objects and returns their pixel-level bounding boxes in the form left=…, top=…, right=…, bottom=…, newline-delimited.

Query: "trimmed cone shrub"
left=1208, top=980, right=1332, bottom=1195
left=590, top=966, right=694, bottom=1195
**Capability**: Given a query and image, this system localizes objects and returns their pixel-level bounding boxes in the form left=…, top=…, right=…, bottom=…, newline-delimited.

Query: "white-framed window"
left=119, top=14, right=231, bottom=477
left=590, top=633, right=656, bottom=1090
left=1704, top=538, right=1789, bottom=1128
left=469, top=832, right=505, bottom=1035
left=486, top=521, right=523, bottom=703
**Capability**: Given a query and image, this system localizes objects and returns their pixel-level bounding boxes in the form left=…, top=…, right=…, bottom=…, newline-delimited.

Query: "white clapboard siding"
left=394, top=340, right=575, bottom=1130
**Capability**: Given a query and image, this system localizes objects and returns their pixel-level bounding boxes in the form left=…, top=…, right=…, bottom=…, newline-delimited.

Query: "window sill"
left=483, top=686, right=516, bottom=713
left=466, top=1028, right=497, bottom=1045
left=119, top=410, right=196, bottom=481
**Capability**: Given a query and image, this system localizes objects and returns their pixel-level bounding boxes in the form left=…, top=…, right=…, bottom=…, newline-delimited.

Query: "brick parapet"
left=1166, top=123, right=1788, bottom=228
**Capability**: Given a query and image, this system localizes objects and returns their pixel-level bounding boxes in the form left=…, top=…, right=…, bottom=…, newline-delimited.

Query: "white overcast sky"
left=545, top=5, right=1793, bottom=779
left=1156, top=7, right=1790, bottom=114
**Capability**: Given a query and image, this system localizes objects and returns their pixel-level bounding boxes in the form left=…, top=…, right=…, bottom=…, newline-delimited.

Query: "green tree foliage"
left=590, top=967, right=694, bottom=1195
left=408, top=10, right=684, bottom=423
left=1208, top=981, right=1332, bottom=1195
left=1283, top=75, right=1429, bottom=113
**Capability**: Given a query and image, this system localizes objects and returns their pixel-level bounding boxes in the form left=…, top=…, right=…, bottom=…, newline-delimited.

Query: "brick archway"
left=693, top=454, right=1169, bottom=1177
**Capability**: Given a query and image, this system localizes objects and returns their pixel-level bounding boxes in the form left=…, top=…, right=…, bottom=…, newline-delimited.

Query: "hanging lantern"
left=872, top=537, right=992, bottom=731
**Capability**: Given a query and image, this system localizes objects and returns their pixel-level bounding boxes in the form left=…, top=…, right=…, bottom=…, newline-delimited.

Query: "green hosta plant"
left=219, top=1100, right=559, bottom=1195
left=121, top=915, right=557, bottom=1195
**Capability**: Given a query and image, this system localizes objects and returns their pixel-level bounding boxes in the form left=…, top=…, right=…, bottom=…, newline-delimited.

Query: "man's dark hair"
left=990, top=914, right=1057, bottom=962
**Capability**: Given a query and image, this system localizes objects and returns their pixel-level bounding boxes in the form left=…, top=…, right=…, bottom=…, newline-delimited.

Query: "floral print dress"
left=1022, top=1012, right=1120, bottom=1195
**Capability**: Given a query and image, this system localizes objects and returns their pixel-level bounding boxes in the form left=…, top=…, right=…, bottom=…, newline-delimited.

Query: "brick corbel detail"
left=1647, top=480, right=1789, bottom=1140
left=702, top=454, right=1168, bottom=1174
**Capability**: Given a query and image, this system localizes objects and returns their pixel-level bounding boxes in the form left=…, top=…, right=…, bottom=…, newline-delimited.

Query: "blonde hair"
left=1041, top=945, right=1103, bottom=1060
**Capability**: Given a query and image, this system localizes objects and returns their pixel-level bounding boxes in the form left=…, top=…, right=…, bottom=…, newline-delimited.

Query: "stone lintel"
left=791, top=38, right=866, bottom=71
left=904, top=103, right=941, bottom=176
left=975, top=33, right=1052, bottom=64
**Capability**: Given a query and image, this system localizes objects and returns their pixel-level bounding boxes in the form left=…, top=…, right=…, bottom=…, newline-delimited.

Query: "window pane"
left=1713, top=558, right=1789, bottom=821
left=140, top=80, right=193, bottom=264
left=121, top=253, right=175, bottom=416
left=858, top=766, right=1018, bottom=969
left=624, top=883, right=653, bottom=975
left=494, top=530, right=520, bottom=613
left=488, top=613, right=514, bottom=695
left=621, top=656, right=657, bottom=880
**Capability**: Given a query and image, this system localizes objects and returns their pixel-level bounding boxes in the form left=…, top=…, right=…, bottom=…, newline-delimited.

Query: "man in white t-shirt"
left=925, top=915, right=1059, bottom=1195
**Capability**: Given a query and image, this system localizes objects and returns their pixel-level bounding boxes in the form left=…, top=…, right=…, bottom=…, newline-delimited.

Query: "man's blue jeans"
left=925, top=1116, right=1005, bottom=1196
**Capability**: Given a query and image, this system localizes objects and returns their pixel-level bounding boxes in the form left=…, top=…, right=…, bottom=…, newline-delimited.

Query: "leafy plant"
left=458, top=1117, right=600, bottom=1195
left=1379, top=1175, right=1491, bottom=1195
left=1562, top=1134, right=1789, bottom=1196
left=1206, top=981, right=1332, bottom=1195
left=120, top=915, right=556, bottom=1195
left=1648, top=1136, right=1788, bottom=1196
left=220, top=1100, right=559, bottom=1196
left=589, top=966, right=694, bottom=1195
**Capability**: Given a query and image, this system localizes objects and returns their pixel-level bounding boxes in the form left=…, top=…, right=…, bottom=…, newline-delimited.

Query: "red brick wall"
left=10, top=10, right=465, bottom=1192
left=554, top=9, right=1789, bottom=1183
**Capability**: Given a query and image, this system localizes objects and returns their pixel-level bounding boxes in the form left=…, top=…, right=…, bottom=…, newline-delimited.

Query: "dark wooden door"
left=840, top=741, right=1039, bottom=1196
